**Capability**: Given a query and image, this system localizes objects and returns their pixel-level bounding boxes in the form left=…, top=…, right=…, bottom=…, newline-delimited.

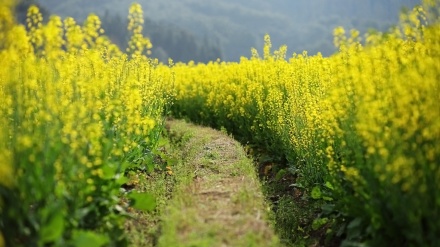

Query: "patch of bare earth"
left=159, top=120, right=279, bottom=246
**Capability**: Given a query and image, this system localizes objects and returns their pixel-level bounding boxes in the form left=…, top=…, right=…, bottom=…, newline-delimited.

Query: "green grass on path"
left=123, top=119, right=281, bottom=246
left=157, top=119, right=280, bottom=247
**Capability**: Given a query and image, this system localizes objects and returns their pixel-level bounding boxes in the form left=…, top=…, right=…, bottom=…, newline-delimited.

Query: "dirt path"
left=157, top=120, right=279, bottom=247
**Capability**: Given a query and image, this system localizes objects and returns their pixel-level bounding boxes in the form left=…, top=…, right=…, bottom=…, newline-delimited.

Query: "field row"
left=1, top=1, right=439, bottom=246
left=168, top=4, right=440, bottom=245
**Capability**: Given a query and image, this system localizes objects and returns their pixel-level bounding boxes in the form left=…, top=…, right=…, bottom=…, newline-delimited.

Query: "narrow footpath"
left=157, top=120, right=280, bottom=247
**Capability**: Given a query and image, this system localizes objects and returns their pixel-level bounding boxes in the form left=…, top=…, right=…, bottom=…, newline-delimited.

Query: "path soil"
left=158, top=120, right=279, bottom=247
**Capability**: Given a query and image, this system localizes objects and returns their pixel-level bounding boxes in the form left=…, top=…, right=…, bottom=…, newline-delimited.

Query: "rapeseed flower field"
left=168, top=1, right=440, bottom=245
left=0, top=1, right=168, bottom=246
left=1, top=0, right=439, bottom=246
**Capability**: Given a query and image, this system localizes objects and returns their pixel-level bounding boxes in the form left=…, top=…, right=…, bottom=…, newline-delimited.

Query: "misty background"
left=16, top=0, right=421, bottom=63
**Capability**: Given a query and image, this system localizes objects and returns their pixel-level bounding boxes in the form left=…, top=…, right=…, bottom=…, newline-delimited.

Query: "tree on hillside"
left=101, top=12, right=223, bottom=63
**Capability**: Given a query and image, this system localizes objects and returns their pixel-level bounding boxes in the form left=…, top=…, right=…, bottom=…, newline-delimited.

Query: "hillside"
left=37, top=0, right=421, bottom=61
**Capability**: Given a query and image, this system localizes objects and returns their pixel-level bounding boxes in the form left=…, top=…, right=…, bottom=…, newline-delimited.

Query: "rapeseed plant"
left=127, top=3, right=152, bottom=58
left=0, top=2, right=166, bottom=246
left=2, top=0, right=438, bottom=245
left=168, top=1, right=440, bottom=245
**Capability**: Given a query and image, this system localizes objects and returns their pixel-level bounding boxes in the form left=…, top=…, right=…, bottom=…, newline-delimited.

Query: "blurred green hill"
left=26, top=0, right=420, bottom=61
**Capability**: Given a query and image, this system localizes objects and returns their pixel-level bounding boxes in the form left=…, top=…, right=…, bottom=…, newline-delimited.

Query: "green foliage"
left=128, top=192, right=156, bottom=212
left=71, top=230, right=109, bottom=247
left=312, top=218, right=329, bottom=231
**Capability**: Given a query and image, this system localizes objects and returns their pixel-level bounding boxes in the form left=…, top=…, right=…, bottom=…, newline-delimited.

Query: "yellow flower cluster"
left=167, top=2, right=440, bottom=243
left=169, top=6, right=440, bottom=192
left=0, top=46, right=161, bottom=178
left=1, top=0, right=438, bottom=244
left=126, top=3, right=152, bottom=58
left=0, top=2, right=166, bottom=245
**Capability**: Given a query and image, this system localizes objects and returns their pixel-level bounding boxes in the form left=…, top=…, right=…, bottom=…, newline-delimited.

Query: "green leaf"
left=102, top=163, right=118, bottom=179
left=336, top=223, right=347, bottom=237
left=115, top=175, right=129, bottom=186
left=158, top=137, right=169, bottom=146
left=166, top=157, right=178, bottom=167
left=321, top=203, right=335, bottom=214
left=138, top=154, right=155, bottom=173
left=346, top=217, right=363, bottom=240
left=312, top=217, right=329, bottom=230
left=322, top=196, right=334, bottom=201
left=275, top=169, right=287, bottom=181
left=311, top=186, right=322, bottom=199
left=146, top=160, right=155, bottom=173
left=71, top=230, right=109, bottom=247
left=290, top=183, right=305, bottom=189
left=75, top=207, right=92, bottom=220
left=40, top=212, right=64, bottom=243
left=120, top=161, right=131, bottom=171
left=325, top=181, right=335, bottom=190
left=128, top=192, right=156, bottom=212
left=347, top=217, right=362, bottom=229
